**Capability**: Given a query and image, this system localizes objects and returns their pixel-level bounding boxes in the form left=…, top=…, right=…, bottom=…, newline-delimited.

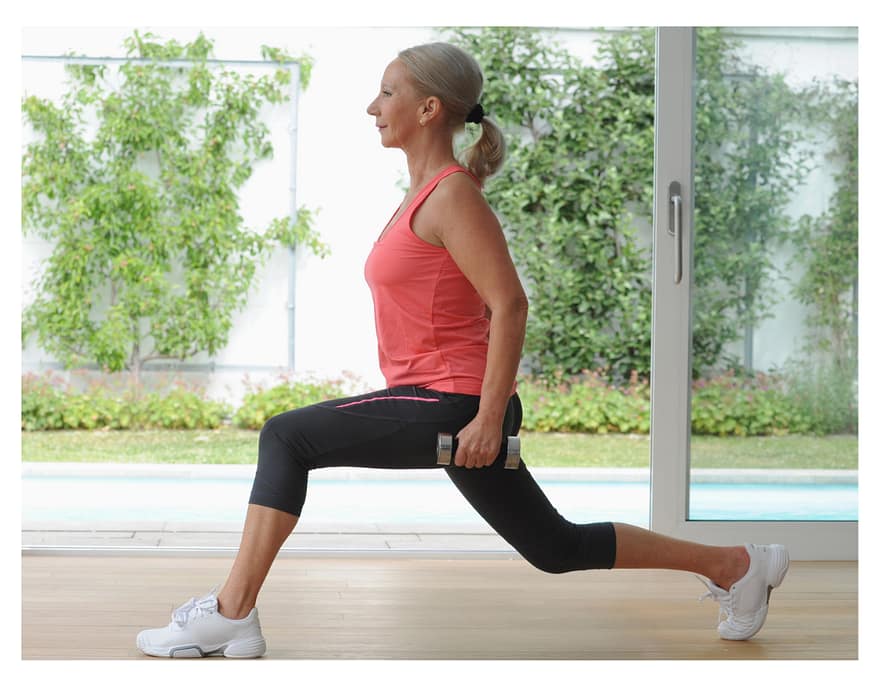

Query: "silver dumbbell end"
left=504, top=435, right=521, bottom=470
left=436, top=432, right=454, bottom=466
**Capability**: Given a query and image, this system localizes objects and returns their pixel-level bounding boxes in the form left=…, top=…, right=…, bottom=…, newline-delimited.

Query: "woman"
left=136, top=42, right=789, bottom=658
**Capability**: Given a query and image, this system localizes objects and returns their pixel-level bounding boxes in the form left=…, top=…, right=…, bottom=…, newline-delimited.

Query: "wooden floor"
left=22, top=555, right=857, bottom=660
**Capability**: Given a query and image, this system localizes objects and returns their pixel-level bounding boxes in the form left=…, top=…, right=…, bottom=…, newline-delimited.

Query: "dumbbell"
left=436, top=433, right=521, bottom=469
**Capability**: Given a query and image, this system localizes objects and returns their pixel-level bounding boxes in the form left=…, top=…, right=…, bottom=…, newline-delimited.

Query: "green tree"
left=783, top=77, right=858, bottom=435
left=793, top=77, right=858, bottom=373
left=692, top=29, right=814, bottom=375
left=22, top=31, right=327, bottom=389
left=447, top=27, right=654, bottom=382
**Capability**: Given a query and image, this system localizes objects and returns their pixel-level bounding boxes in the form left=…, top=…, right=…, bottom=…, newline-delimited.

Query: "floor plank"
left=21, top=555, right=857, bottom=660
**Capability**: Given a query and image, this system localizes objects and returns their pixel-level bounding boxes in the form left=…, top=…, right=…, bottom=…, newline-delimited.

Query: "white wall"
left=20, top=27, right=858, bottom=405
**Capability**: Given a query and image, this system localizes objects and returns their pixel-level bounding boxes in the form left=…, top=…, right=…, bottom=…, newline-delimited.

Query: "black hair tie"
left=466, top=103, right=485, bottom=124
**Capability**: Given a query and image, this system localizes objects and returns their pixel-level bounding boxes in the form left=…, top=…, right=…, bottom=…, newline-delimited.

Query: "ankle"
left=713, top=546, right=751, bottom=590
left=217, top=591, right=254, bottom=620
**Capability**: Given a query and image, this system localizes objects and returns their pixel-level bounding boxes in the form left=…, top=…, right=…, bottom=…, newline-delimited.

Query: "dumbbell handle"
left=436, top=433, right=521, bottom=470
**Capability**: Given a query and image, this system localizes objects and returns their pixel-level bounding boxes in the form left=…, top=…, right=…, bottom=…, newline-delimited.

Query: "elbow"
left=512, top=293, right=529, bottom=320
left=518, top=293, right=529, bottom=315
left=493, top=293, right=528, bottom=322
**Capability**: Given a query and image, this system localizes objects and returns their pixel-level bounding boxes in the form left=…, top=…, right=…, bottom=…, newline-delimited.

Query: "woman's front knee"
left=515, top=522, right=617, bottom=573
left=520, top=549, right=576, bottom=574
left=259, top=411, right=305, bottom=449
left=258, top=417, right=282, bottom=454
left=257, top=413, right=305, bottom=466
left=259, top=414, right=281, bottom=442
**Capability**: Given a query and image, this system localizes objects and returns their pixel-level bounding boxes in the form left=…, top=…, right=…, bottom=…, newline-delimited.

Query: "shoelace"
left=696, top=576, right=720, bottom=599
left=694, top=575, right=733, bottom=622
left=172, top=589, right=219, bottom=628
left=696, top=576, right=759, bottom=633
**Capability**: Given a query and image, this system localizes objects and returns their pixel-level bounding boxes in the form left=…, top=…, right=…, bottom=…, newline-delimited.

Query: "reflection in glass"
left=689, top=28, right=858, bottom=521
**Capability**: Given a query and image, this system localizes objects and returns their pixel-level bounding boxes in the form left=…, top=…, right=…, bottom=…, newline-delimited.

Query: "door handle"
left=668, top=181, right=683, bottom=284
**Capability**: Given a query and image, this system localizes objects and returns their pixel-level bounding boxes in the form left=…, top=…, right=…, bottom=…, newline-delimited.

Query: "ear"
left=418, top=95, right=443, bottom=125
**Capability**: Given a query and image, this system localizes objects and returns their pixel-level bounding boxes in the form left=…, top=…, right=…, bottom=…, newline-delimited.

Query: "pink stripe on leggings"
left=334, top=395, right=441, bottom=409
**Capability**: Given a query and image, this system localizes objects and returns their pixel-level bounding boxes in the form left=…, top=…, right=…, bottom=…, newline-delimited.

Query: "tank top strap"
left=409, top=164, right=481, bottom=213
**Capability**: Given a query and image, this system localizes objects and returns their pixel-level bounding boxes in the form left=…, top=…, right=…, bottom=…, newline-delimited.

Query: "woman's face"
left=366, top=59, right=424, bottom=149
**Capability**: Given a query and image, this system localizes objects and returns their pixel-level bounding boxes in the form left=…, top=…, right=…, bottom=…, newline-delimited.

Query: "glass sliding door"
left=650, top=28, right=857, bottom=560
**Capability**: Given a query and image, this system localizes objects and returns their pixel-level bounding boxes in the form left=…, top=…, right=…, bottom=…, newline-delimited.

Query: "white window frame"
left=649, top=27, right=857, bottom=561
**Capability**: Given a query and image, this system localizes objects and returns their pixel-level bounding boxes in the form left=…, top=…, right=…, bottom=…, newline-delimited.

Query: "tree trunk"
left=131, top=340, right=142, bottom=401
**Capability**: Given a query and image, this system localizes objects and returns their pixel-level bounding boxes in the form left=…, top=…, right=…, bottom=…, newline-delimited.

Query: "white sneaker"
left=136, top=589, right=267, bottom=658
left=698, top=543, right=790, bottom=640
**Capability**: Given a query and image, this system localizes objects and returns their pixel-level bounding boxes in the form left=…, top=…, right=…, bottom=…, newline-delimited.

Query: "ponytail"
left=460, top=114, right=506, bottom=183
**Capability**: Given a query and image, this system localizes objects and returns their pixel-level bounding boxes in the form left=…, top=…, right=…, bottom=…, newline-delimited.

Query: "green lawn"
left=20, top=428, right=858, bottom=469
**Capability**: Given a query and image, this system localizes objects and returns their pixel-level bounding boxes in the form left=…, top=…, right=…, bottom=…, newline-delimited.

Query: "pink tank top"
left=364, top=165, right=490, bottom=395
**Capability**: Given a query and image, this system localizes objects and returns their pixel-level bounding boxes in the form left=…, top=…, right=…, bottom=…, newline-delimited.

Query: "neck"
left=403, top=137, right=458, bottom=189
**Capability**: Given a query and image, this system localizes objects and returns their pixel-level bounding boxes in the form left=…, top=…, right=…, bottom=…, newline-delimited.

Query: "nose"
left=366, top=97, right=378, bottom=117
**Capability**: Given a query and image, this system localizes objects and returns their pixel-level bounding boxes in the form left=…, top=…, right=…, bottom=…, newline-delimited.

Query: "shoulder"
left=419, top=170, right=501, bottom=249
left=428, top=168, right=492, bottom=219
left=413, top=167, right=499, bottom=247
left=437, top=167, right=483, bottom=198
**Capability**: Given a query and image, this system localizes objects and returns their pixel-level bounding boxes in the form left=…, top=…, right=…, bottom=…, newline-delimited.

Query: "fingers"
left=454, top=451, right=483, bottom=468
left=454, top=441, right=498, bottom=469
left=453, top=420, right=503, bottom=469
left=454, top=448, right=477, bottom=468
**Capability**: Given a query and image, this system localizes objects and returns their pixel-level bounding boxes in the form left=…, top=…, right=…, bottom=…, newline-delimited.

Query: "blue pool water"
left=689, top=482, right=856, bottom=521
left=21, top=475, right=858, bottom=527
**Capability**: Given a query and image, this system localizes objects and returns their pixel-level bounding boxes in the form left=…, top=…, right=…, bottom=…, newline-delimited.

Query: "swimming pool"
left=21, top=465, right=858, bottom=527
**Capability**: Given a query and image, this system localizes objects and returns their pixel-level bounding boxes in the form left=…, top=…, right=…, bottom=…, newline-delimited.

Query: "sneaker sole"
left=139, top=636, right=266, bottom=658
left=767, top=545, right=790, bottom=598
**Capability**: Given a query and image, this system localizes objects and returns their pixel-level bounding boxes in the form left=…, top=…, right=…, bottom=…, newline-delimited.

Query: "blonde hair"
left=398, top=42, right=506, bottom=183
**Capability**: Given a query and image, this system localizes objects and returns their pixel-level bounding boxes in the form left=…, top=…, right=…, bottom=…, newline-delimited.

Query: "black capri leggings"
left=249, top=386, right=616, bottom=572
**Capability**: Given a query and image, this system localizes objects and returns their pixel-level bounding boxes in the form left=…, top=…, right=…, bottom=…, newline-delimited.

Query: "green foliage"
left=22, top=369, right=849, bottom=436
left=267, top=207, right=328, bottom=257
left=793, top=78, right=858, bottom=376
left=783, top=358, right=857, bottom=436
left=447, top=28, right=832, bottom=382
left=690, top=371, right=811, bottom=436
left=692, top=29, right=815, bottom=375
left=517, top=370, right=833, bottom=436
left=260, top=45, right=314, bottom=89
left=21, top=371, right=370, bottom=432
left=21, top=372, right=230, bottom=430
left=21, top=30, right=327, bottom=384
left=446, top=28, right=653, bottom=382
left=518, top=372, right=650, bottom=434
left=21, top=373, right=67, bottom=430
left=231, top=374, right=355, bottom=429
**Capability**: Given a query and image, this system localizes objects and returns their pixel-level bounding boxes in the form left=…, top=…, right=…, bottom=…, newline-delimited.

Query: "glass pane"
left=689, top=28, right=858, bottom=521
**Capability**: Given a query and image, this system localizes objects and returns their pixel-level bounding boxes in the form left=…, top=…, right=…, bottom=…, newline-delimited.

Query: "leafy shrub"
left=518, top=371, right=650, bottom=434
left=23, top=367, right=849, bottom=436
left=21, top=371, right=230, bottom=430
left=137, top=387, right=229, bottom=429
left=518, top=369, right=837, bottom=436
left=690, top=371, right=811, bottom=436
left=21, top=373, right=67, bottom=430
left=783, top=359, right=857, bottom=435
left=232, top=373, right=355, bottom=429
